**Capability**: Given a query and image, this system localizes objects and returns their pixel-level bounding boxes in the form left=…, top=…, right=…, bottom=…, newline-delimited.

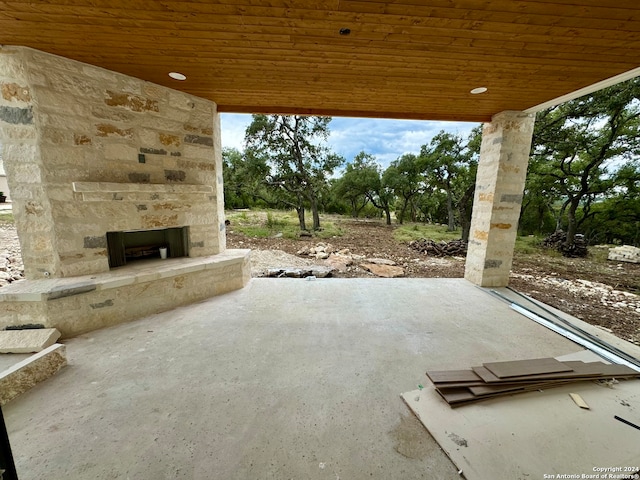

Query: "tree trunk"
left=311, top=194, right=321, bottom=230
left=384, top=206, right=392, bottom=225
left=446, top=188, right=455, bottom=231
left=555, top=199, right=570, bottom=232
left=565, top=197, right=581, bottom=247
left=296, top=205, right=306, bottom=231
left=458, top=183, right=474, bottom=242
left=355, top=198, right=369, bottom=217
left=459, top=204, right=471, bottom=242
left=398, top=198, right=409, bottom=224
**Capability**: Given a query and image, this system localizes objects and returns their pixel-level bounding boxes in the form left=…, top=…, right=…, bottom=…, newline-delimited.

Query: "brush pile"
left=409, top=239, right=467, bottom=257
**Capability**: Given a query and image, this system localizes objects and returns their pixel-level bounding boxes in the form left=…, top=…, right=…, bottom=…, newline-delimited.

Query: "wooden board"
left=468, top=380, right=569, bottom=396
left=402, top=372, right=640, bottom=478
left=471, top=361, right=612, bottom=384
left=482, top=357, right=571, bottom=378
left=426, top=369, right=482, bottom=384
left=432, top=359, right=640, bottom=406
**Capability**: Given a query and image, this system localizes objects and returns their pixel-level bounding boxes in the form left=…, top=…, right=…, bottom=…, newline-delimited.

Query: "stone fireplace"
left=0, top=47, right=250, bottom=336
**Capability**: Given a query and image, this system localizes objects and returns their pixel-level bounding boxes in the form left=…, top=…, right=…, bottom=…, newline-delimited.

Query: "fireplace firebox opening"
left=107, top=227, right=189, bottom=268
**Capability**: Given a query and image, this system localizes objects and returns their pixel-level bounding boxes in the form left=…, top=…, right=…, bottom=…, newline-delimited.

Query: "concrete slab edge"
left=0, top=343, right=67, bottom=405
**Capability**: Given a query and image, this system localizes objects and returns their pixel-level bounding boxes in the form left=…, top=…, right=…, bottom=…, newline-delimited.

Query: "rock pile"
left=265, top=266, right=334, bottom=278
left=541, top=231, right=588, bottom=258
left=408, top=238, right=467, bottom=257
left=297, top=243, right=405, bottom=277
left=0, top=224, right=24, bottom=288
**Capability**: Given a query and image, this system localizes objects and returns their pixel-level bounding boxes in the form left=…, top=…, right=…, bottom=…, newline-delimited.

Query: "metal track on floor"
left=485, top=287, right=640, bottom=372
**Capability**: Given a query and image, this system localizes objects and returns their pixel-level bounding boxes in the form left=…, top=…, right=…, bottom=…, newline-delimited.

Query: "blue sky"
left=220, top=113, right=480, bottom=169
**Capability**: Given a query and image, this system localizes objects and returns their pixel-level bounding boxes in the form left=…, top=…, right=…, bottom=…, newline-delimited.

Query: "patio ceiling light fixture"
left=168, top=72, right=187, bottom=81
left=339, top=28, right=351, bottom=35
left=470, top=87, right=488, bottom=94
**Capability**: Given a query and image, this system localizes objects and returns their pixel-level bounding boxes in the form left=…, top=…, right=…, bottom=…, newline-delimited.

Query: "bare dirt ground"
left=226, top=218, right=640, bottom=346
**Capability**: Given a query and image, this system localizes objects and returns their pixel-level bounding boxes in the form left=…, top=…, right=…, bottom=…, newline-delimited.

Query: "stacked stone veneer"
left=0, top=46, right=226, bottom=279
left=0, top=46, right=250, bottom=336
left=465, top=111, right=535, bottom=287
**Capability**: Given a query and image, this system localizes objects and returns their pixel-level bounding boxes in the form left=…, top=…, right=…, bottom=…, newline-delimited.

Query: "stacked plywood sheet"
left=427, top=357, right=640, bottom=407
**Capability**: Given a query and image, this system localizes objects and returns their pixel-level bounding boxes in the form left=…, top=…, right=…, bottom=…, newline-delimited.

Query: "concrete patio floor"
left=4, top=278, right=586, bottom=479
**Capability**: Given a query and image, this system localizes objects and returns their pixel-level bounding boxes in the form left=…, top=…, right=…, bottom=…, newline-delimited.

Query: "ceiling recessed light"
left=470, top=87, right=488, bottom=94
left=169, top=72, right=187, bottom=81
left=339, top=28, right=351, bottom=35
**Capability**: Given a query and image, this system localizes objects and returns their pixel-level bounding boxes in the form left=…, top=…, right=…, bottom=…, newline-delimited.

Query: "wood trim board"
left=482, top=357, right=571, bottom=378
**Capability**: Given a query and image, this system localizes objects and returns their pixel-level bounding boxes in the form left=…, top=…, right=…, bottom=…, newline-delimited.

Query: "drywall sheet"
left=402, top=352, right=640, bottom=479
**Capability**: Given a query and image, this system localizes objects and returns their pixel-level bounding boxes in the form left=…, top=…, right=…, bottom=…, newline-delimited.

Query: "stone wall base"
left=0, top=250, right=251, bottom=337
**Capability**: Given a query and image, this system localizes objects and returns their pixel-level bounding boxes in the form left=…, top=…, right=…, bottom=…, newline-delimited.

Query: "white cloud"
left=219, top=113, right=481, bottom=169
left=220, top=113, right=251, bottom=152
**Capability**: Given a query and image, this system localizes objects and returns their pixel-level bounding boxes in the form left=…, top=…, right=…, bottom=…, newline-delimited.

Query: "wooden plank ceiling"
left=1, top=0, right=640, bottom=122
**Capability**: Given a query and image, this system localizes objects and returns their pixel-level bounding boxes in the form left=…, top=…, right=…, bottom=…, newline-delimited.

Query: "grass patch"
left=0, top=212, right=14, bottom=224
left=225, top=209, right=343, bottom=239
left=236, top=226, right=272, bottom=238
left=587, top=245, right=613, bottom=263
left=514, top=235, right=543, bottom=255
left=394, top=223, right=461, bottom=243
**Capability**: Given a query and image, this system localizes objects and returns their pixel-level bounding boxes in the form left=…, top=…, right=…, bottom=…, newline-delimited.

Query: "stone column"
left=464, top=110, right=535, bottom=287
left=213, top=111, right=226, bottom=252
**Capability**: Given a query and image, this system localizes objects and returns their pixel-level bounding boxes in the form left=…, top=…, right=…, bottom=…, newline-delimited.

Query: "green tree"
left=383, top=154, right=424, bottom=224
left=333, top=152, right=376, bottom=217
left=581, top=161, right=640, bottom=245
left=454, top=127, right=481, bottom=242
left=420, top=132, right=465, bottom=230
left=530, top=77, right=640, bottom=252
left=245, top=114, right=343, bottom=231
left=222, top=147, right=271, bottom=209
left=331, top=151, right=394, bottom=224
left=419, top=129, right=479, bottom=238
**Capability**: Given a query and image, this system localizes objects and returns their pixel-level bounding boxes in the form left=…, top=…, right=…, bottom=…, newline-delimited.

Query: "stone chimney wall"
left=0, top=47, right=225, bottom=279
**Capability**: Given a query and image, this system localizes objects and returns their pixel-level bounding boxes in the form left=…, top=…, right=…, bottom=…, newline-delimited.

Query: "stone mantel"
left=72, top=182, right=214, bottom=202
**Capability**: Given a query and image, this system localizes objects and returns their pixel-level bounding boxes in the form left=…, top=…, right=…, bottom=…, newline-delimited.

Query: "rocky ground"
left=0, top=224, right=24, bottom=287
left=1, top=217, right=638, bottom=346
left=227, top=218, right=640, bottom=346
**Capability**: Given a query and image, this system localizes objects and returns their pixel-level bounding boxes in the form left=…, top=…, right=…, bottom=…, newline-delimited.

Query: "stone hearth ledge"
left=0, top=250, right=250, bottom=302
left=0, top=250, right=251, bottom=337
